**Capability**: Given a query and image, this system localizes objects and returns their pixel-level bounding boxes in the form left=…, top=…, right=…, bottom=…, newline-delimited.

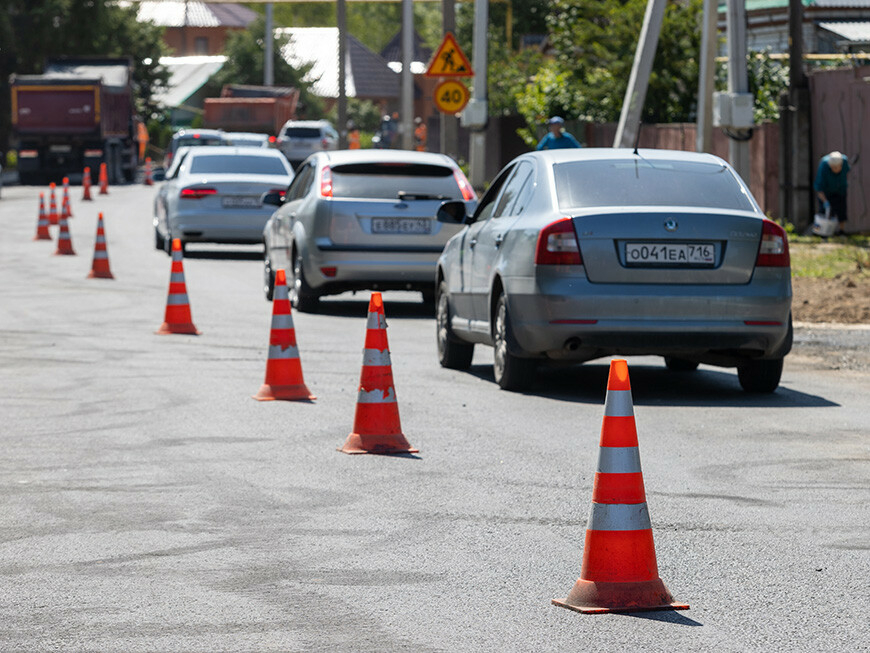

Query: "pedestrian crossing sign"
left=424, top=32, right=474, bottom=78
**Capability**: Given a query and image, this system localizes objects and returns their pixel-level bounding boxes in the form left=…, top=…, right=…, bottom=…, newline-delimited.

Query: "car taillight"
left=269, top=187, right=286, bottom=200
left=268, top=135, right=276, bottom=144
left=452, top=169, right=476, bottom=201
left=18, top=150, right=38, bottom=158
left=84, top=149, right=103, bottom=158
left=535, top=218, right=582, bottom=265
left=180, top=187, right=217, bottom=200
left=321, top=137, right=329, bottom=149
left=756, top=219, right=790, bottom=267
left=320, top=166, right=333, bottom=197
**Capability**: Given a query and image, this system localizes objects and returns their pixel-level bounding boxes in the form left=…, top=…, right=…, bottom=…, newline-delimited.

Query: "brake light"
left=321, top=137, right=330, bottom=149
left=180, top=187, right=217, bottom=199
left=84, top=149, right=103, bottom=158
left=756, top=219, right=790, bottom=267
left=320, top=166, right=333, bottom=197
left=320, top=267, right=337, bottom=277
left=269, top=187, right=286, bottom=200
left=18, top=150, right=38, bottom=158
left=535, top=218, right=582, bottom=265
left=453, top=168, right=476, bottom=201
left=268, top=135, right=276, bottom=144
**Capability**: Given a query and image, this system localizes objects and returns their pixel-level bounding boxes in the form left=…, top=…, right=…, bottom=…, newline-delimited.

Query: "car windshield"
left=331, top=163, right=462, bottom=200
left=554, top=159, right=758, bottom=212
left=189, top=155, right=287, bottom=175
left=286, top=127, right=322, bottom=138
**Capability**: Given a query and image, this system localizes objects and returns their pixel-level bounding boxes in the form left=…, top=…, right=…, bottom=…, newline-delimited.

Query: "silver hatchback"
left=262, top=149, right=476, bottom=310
left=435, top=148, right=793, bottom=393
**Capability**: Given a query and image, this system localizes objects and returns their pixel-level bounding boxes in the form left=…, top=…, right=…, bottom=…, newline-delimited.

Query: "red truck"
left=202, top=85, right=299, bottom=136
left=10, top=57, right=143, bottom=185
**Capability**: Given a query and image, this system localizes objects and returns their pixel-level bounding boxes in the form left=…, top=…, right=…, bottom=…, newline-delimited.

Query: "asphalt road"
left=1, top=182, right=868, bottom=652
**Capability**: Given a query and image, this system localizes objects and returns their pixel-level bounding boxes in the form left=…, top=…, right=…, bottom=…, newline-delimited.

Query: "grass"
left=788, top=234, right=870, bottom=278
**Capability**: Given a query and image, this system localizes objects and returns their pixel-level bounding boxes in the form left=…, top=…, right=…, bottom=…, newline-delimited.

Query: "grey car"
left=275, top=120, right=338, bottom=168
left=434, top=148, right=793, bottom=393
left=261, top=149, right=477, bottom=310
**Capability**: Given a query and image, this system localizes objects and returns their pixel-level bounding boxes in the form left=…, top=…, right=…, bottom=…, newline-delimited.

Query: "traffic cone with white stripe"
left=339, top=292, right=417, bottom=455
left=156, top=238, right=199, bottom=335
left=48, top=182, right=59, bottom=225
left=54, top=211, right=76, bottom=256
left=34, top=193, right=52, bottom=241
left=144, top=157, right=154, bottom=186
left=99, top=162, right=109, bottom=195
left=82, top=167, right=93, bottom=201
left=61, top=177, right=73, bottom=217
left=552, top=359, right=689, bottom=614
left=87, top=213, right=114, bottom=279
left=253, top=268, right=315, bottom=401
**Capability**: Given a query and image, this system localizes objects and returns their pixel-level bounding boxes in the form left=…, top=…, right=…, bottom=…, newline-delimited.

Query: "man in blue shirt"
left=814, top=151, right=850, bottom=235
left=536, top=116, right=582, bottom=150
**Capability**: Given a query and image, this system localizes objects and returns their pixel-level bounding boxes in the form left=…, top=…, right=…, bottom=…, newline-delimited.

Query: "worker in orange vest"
left=137, top=121, right=150, bottom=161
left=347, top=120, right=361, bottom=149
left=414, top=117, right=427, bottom=152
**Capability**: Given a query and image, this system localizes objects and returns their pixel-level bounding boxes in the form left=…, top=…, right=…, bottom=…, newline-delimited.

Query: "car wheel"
left=493, top=291, right=537, bottom=391
left=163, top=231, right=173, bottom=255
left=436, top=281, right=474, bottom=370
left=737, top=358, right=783, bottom=393
left=664, top=357, right=699, bottom=372
left=263, top=249, right=275, bottom=301
left=154, top=225, right=166, bottom=251
left=421, top=287, right=436, bottom=307
left=290, top=249, right=318, bottom=312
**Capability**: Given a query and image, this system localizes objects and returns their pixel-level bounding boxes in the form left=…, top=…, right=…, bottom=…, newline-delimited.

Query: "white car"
left=275, top=120, right=338, bottom=168
left=153, top=146, right=294, bottom=253
left=225, top=132, right=273, bottom=148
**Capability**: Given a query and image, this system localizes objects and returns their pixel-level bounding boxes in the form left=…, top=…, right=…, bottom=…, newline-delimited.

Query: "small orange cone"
left=253, top=269, right=315, bottom=401
left=47, top=182, right=59, bottom=225
left=54, top=211, right=76, bottom=256
left=34, top=193, right=52, bottom=241
left=339, top=292, right=417, bottom=455
left=82, top=167, right=93, bottom=200
left=552, top=359, right=688, bottom=614
left=143, top=157, right=154, bottom=186
left=61, top=194, right=72, bottom=223
left=61, top=177, right=73, bottom=217
left=156, top=238, right=199, bottom=335
left=87, top=213, right=114, bottom=279
left=99, top=162, right=109, bottom=195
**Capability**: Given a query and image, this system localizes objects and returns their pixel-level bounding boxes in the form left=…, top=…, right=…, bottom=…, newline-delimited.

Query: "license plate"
left=371, top=218, right=432, bottom=234
left=222, top=196, right=261, bottom=209
left=625, top=242, right=715, bottom=265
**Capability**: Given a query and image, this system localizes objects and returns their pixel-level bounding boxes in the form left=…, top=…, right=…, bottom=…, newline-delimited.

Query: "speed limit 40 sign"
left=434, top=80, right=470, bottom=114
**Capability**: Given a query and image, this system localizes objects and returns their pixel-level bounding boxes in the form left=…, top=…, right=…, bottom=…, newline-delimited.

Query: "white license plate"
left=625, top=242, right=715, bottom=265
left=222, top=196, right=261, bottom=209
left=371, top=218, right=432, bottom=234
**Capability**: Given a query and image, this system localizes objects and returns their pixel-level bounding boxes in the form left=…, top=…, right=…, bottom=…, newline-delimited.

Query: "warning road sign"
left=434, top=80, right=470, bottom=114
left=424, top=32, right=474, bottom=78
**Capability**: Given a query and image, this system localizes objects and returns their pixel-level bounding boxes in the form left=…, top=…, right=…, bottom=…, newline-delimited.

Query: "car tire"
left=737, top=358, right=783, bottom=393
left=290, top=249, right=318, bottom=312
left=436, top=281, right=474, bottom=370
left=154, top=225, right=166, bottom=251
left=263, top=249, right=275, bottom=301
left=493, top=292, right=537, bottom=391
left=664, top=357, right=699, bottom=372
left=421, top=287, right=436, bottom=307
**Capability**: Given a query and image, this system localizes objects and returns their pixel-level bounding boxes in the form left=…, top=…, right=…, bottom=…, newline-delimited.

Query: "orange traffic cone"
left=82, top=167, right=93, bottom=200
left=87, top=213, right=114, bottom=279
left=47, top=182, right=59, bottom=225
left=61, top=177, right=73, bottom=218
left=143, top=157, right=154, bottom=186
left=339, top=292, right=417, bottom=455
left=54, top=211, right=76, bottom=256
left=253, top=269, right=315, bottom=401
left=99, top=162, right=109, bottom=195
left=34, top=193, right=52, bottom=241
left=552, top=359, right=689, bottom=614
left=156, top=238, right=199, bottom=335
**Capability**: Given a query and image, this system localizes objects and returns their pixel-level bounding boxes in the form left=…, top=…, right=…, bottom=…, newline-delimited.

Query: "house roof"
left=278, top=27, right=398, bottom=100
left=379, top=29, right=433, bottom=74
left=134, top=1, right=257, bottom=28
left=819, top=20, right=870, bottom=42
left=153, top=55, right=227, bottom=108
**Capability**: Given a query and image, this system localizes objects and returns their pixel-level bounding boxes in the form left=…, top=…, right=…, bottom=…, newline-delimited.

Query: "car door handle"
left=469, top=238, right=477, bottom=249
left=495, top=234, right=504, bottom=247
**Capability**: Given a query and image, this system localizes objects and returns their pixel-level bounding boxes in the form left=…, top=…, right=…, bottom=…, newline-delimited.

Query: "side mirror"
left=437, top=200, right=467, bottom=224
left=261, top=191, right=284, bottom=207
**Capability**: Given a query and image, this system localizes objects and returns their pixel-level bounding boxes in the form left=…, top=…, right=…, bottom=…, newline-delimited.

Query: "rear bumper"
left=171, top=210, right=273, bottom=245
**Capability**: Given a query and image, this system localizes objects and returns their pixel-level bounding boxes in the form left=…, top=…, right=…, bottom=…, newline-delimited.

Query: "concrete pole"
left=469, top=0, right=488, bottom=188
left=401, top=0, right=415, bottom=150
left=440, top=0, right=458, bottom=158
left=264, top=3, right=274, bottom=86
left=788, top=0, right=812, bottom=230
left=726, top=0, right=751, bottom=184
left=696, top=0, right=718, bottom=153
left=613, top=0, right=666, bottom=148
left=337, top=0, right=348, bottom=148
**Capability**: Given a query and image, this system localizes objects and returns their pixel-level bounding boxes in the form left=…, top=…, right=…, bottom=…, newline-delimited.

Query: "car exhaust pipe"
left=564, top=337, right=581, bottom=352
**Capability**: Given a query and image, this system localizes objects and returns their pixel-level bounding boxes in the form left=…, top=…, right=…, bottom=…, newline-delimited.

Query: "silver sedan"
left=153, top=146, right=294, bottom=253
left=261, top=149, right=476, bottom=310
left=435, top=148, right=793, bottom=393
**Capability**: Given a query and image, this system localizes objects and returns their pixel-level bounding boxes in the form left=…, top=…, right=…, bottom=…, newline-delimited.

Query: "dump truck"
left=202, top=85, right=299, bottom=135
left=10, top=57, right=142, bottom=185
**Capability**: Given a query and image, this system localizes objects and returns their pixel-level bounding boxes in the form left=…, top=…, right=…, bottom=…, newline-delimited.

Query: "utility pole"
left=401, top=0, right=415, bottom=150
left=726, top=0, right=751, bottom=184
left=264, top=3, right=274, bottom=86
left=337, top=0, right=348, bottom=148
left=440, top=0, right=458, bottom=159
left=467, top=0, right=488, bottom=189
left=696, top=0, right=718, bottom=153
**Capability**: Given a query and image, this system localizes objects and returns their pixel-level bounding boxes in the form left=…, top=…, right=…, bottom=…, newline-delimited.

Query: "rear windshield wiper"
left=397, top=191, right=449, bottom=201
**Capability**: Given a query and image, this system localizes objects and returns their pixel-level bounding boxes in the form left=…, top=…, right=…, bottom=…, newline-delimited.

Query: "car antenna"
left=633, top=122, right=642, bottom=155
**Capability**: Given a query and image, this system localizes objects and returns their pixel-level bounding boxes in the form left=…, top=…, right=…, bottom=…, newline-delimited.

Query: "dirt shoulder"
left=792, top=274, right=870, bottom=323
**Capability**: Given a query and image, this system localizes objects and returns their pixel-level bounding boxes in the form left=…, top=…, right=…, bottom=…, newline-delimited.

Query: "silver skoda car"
left=262, top=149, right=476, bottom=310
left=434, top=148, right=792, bottom=393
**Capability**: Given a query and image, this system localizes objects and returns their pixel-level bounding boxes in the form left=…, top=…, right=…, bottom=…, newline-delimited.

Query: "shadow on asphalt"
left=307, top=296, right=434, bottom=320
left=182, top=248, right=263, bottom=261
left=460, top=361, right=839, bottom=408
left=621, top=610, right=704, bottom=626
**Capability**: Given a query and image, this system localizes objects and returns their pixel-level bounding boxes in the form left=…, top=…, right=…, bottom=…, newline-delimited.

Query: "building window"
left=194, top=37, right=209, bottom=54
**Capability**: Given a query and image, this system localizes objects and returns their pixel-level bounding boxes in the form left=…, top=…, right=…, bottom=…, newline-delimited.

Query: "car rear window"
left=554, top=160, right=758, bottom=212
left=173, top=137, right=224, bottom=150
left=229, top=138, right=265, bottom=147
left=331, top=163, right=463, bottom=200
left=189, top=154, right=288, bottom=176
left=286, top=127, right=322, bottom=138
